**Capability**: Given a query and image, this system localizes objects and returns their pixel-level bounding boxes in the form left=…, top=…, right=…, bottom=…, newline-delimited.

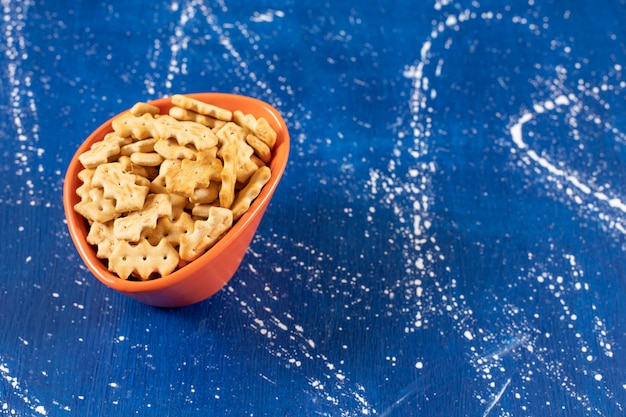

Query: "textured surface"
left=2, top=0, right=626, bottom=415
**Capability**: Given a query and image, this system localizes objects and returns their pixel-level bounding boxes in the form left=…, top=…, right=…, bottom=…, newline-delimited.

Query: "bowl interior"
left=63, top=93, right=289, bottom=294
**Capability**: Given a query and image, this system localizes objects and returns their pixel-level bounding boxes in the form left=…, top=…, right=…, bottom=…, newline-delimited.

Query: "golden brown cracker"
left=179, top=207, right=233, bottom=262
left=91, top=162, right=150, bottom=213
left=74, top=187, right=118, bottom=224
left=253, top=117, right=277, bottom=149
left=246, top=133, right=272, bottom=163
left=215, top=122, right=258, bottom=208
left=216, top=123, right=259, bottom=182
left=231, top=166, right=271, bottom=220
left=165, top=148, right=223, bottom=198
left=153, top=137, right=197, bottom=160
left=78, top=132, right=130, bottom=169
left=112, top=112, right=156, bottom=140
left=113, top=194, right=172, bottom=242
left=76, top=168, right=96, bottom=200
left=86, top=221, right=117, bottom=259
left=108, top=238, right=179, bottom=280
left=190, top=181, right=220, bottom=204
left=190, top=203, right=217, bottom=219
left=150, top=159, right=181, bottom=194
left=130, top=151, right=164, bottom=167
left=169, top=106, right=224, bottom=129
left=145, top=211, right=195, bottom=247
left=120, top=138, right=157, bottom=156
left=130, top=102, right=160, bottom=116
left=172, top=119, right=219, bottom=151
left=118, top=155, right=150, bottom=178
left=232, top=110, right=277, bottom=149
left=171, top=94, right=232, bottom=121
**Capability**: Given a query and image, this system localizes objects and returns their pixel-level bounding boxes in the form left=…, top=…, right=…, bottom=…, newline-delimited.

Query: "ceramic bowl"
left=63, top=93, right=289, bottom=307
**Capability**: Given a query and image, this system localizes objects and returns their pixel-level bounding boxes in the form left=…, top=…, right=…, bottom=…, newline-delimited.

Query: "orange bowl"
left=63, top=93, right=289, bottom=307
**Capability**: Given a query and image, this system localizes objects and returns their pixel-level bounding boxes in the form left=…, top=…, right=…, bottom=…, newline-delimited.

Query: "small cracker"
left=172, top=119, right=219, bottom=151
left=76, top=168, right=96, bottom=200
left=113, top=193, right=172, bottom=242
left=120, top=138, right=157, bottom=156
left=179, top=206, right=233, bottom=262
left=231, top=166, right=271, bottom=220
left=144, top=211, right=194, bottom=247
left=215, top=122, right=259, bottom=208
left=114, top=113, right=218, bottom=152
left=147, top=114, right=219, bottom=151
left=130, top=102, right=160, bottom=116
left=150, top=159, right=181, bottom=194
left=190, top=181, right=220, bottom=204
left=250, top=154, right=266, bottom=169
left=171, top=94, right=232, bottom=121
left=232, top=110, right=277, bottom=149
left=112, top=112, right=155, bottom=140
left=78, top=132, right=130, bottom=169
left=165, top=148, right=222, bottom=198
left=231, top=110, right=252, bottom=129
left=86, top=221, right=117, bottom=259
left=145, top=187, right=186, bottom=219
left=253, top=117, right=277, bottom=149
left=108, top=238, right=179, bottom=280
left=74, top=187, right=118, bottom=224
left=118, top=155, right=149, bottom=178
left=154, top=137, right=197, bottom=160
left=217, top=152, right=237, bottom=209
left=169, top=193, right=189, bottom=219
left=91, top=162, right=150, bottom=213
left=191, top=203, right=218, bottom=219
left=169, top=106, right=224, bottom=129
left=245, top=133, right=271, bottom=163
left=216, top=123, right=259, bottom=182
left=130, top=152, right=164, bottom=167
left=149, top=174, right=167, bottom=194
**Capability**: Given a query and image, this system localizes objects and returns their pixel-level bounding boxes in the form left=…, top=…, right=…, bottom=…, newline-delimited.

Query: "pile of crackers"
left=74, top=94, right=276, bottom=280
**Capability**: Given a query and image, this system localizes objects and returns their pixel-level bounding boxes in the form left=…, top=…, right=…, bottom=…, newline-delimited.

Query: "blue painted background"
left=1, top=0, right=626, bottom=415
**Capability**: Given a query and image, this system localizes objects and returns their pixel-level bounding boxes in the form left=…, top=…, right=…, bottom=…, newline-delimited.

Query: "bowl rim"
left=63, top=92, right=290, bottom=293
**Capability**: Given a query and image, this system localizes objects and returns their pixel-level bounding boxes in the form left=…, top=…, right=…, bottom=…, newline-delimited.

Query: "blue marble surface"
left=2, top=0, right=626, bottom=415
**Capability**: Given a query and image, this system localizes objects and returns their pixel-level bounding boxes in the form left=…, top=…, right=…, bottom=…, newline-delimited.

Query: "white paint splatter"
left=482, top=377, right=511, bottom=417
left=369, top=2, right=626, bottom=415
left=509, top=89, right=626, bottom=233
left=250, top=9, right=284, bottom=23
left=1, top=0, right=44, bottom=206
left=0, top=359, right=53, bottom=415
